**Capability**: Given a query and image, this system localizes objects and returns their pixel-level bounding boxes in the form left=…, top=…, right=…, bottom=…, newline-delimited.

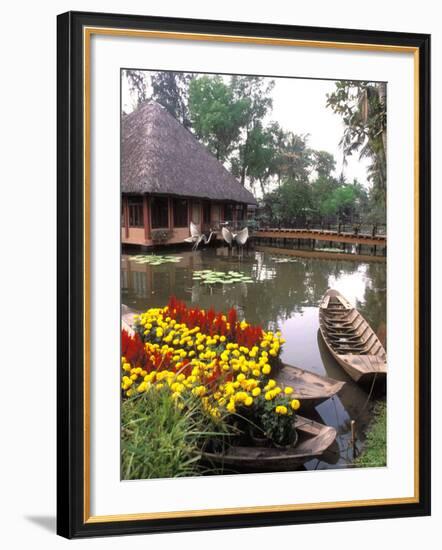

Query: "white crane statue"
left=221, top=226, right=249, bottom=252
left=184, top=221, right=215, bottom=250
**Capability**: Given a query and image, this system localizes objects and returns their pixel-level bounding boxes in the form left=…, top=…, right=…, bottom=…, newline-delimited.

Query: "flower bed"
left=121, top=297, right=300, bottom=446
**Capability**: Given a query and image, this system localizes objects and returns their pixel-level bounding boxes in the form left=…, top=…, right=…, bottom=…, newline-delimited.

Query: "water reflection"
left=121, top=246, right=386, bottom=470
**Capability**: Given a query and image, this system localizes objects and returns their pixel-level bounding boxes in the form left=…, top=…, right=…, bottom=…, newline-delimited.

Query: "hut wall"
left=122, top=226, right=191, bottom=247
left=122, top=227, right=145, bottom=245
left=121, top=195, right=250, bottom=247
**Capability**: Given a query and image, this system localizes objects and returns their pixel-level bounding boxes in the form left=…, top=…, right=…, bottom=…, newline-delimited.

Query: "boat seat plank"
left=318, top=289, right=387, bottom=384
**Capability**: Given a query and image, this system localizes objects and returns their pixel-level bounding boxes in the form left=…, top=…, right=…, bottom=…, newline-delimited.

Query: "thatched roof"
left=122, top=101, right=257, bottom=205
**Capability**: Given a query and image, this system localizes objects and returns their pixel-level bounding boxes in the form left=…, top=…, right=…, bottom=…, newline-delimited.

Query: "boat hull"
left=319, top=289, right=387, bottom=386
left=202, top=416, right=337, bottom=472
left=275, top=363, right=345, bottom=409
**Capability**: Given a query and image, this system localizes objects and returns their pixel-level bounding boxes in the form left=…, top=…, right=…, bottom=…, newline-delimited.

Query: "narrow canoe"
left=202, top=416, right=337, bottom=472
left=318, top=289, right=387, bottom=385
left=275, top=363, right=345, bottom=409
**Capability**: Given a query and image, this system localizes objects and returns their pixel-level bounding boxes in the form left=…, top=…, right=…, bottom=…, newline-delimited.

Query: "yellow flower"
left=284, top=387, right=294, bottom=395
left=262, top=365, right=271, bottom=375
left=226, top=400, right=236, bottom=413
left=244, top=396, right=253, bottom=406
left=252, top=387, right=261, bottom=397
left=290, top=399, right=301, bottom=411
left=275, top=405, right=288, bottom=415
left=192, top=385, right=206, bottom=397
left=137, top=382, right=148, bottom=393
left=235, top=391, right=248, bottom=403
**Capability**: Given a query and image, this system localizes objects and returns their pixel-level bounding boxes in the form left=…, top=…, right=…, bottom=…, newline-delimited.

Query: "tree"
left=310, top=175, right=338, bottom=218
left=326, top=81, right=387, bottom=204
left=151, top=71, right=194, bottom=128
left=188, top=76, right=246, bottom=161
left=229, top=76, right=275, bottom=185
left=262, top=178, right=312, bottom=225
left=123, top=70, right=194, bottom=128
left=319, top=181, right=368, bottom=221
left=231, top=122, right=279, bottom=195
left=124, top=69, right=149, bottom=107
left=274, top=132, right=313, bottom=183
left=313, top=150, right=336, bottom=179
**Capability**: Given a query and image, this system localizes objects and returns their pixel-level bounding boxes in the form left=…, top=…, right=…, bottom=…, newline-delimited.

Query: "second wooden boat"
left=275, top=363, right=345, bottom=409
left=202, top=416, right=337, bottom=472
left=319, top=289, right=387, bottom=385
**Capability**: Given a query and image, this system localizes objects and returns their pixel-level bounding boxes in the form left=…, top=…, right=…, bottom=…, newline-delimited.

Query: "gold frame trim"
left=82, top=26, right=420, bottom=524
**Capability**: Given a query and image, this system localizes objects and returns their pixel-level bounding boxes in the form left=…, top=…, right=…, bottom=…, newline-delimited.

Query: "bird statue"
left=184, top=221, right=215, bottom=250
left=221, top=226, right=249, bottom=252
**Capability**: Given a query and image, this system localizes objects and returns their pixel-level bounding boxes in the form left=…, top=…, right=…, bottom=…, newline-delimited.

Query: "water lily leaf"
left=129, top=254, right=183, bottom=265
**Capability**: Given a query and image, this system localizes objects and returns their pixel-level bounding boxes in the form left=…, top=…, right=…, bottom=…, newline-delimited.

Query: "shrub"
left=121, top=386, right=230, bottom=479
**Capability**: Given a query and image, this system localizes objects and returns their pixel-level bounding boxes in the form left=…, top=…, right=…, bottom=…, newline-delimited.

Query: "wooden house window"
left=128, top=197, right=143, bottom=227
left=211, top=204, right=220, bottom=222
left=224, top=203, right=233, bottom=222
left=203, top=201, right=211, bottom=224
left=173, top=198, right=188, bottom=228
left=191, top=202, right=200, bottom=224
left=151, top=197, right=169, bottom=229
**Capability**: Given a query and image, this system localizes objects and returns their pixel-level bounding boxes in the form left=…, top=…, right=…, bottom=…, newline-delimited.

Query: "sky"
left=122, top=72, right=372, bottom=191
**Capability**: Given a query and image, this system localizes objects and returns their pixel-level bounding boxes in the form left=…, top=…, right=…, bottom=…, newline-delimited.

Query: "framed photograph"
left=57, top=11, right=431, bottom=538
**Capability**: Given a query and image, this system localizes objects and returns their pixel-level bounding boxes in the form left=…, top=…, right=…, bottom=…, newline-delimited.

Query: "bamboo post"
left=351, top=420, right=357, bottom=458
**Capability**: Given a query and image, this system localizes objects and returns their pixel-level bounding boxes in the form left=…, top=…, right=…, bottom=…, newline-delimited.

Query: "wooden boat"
left=318, top=289, right=387, bottom=385
left=275, top=363, right=345, bottom=409
left=202, top=416, right=337, bottom=472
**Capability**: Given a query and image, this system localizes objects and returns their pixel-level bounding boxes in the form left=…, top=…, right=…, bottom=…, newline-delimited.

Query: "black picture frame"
left=57, top=10, right=431, bottom=539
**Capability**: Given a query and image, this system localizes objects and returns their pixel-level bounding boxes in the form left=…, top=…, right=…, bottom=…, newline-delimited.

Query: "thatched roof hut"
left=122, top=101, right=257, bottom=205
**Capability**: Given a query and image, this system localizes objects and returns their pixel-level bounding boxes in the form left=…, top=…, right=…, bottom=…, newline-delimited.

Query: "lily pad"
left=129, top=254, right=183, bottom=265
left=191, top=269, right=255, bottom=285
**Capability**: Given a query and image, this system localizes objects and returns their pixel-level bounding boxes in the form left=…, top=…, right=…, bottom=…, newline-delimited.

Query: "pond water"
left=122, top=244, right=386, bottom=470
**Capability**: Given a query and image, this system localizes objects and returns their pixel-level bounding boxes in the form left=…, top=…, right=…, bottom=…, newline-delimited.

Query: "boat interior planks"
left=318, top=289, right=387, bottom=386
left=275, top=363, right=345, bottom=409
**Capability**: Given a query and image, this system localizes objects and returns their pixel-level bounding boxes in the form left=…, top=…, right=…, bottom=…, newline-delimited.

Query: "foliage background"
left=123, top=70, right=387, bottom=226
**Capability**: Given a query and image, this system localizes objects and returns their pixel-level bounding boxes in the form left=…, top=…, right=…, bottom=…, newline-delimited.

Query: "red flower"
left=121, top=329, right=148, bottom=367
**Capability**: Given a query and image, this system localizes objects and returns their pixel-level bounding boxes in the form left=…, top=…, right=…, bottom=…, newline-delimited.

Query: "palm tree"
left=327, top=81, right=387, bottom=205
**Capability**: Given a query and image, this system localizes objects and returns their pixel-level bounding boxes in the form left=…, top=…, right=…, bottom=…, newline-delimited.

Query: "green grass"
left=354, top=400, right=387, bottom=468
left=121, top=388, right=230, bottom=480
